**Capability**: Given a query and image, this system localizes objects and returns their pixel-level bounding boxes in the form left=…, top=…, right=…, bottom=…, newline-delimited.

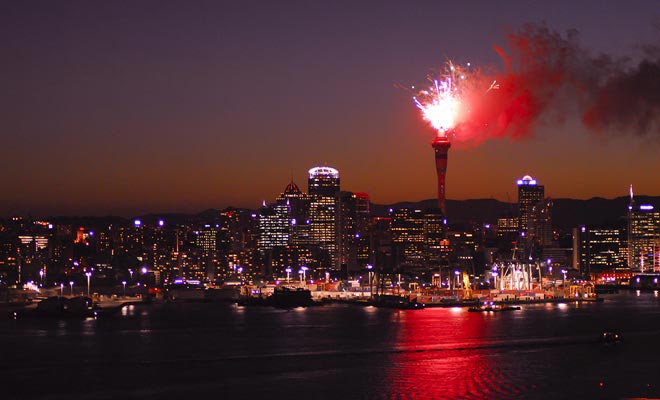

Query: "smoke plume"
left=454, top=24, right=660, bottom=144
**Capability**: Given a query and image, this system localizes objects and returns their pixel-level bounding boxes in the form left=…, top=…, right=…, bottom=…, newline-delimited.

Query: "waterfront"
left=1, top=292, right=659, bottom=399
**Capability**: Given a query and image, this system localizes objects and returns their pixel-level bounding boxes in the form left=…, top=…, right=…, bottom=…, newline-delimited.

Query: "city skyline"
left=2, top=1, right=659, bottom=217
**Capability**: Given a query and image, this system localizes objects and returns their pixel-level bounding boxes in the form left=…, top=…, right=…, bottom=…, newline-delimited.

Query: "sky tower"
left=432, top=134, right=451, bottom=215
left=412, top=66, right=462, bottom=217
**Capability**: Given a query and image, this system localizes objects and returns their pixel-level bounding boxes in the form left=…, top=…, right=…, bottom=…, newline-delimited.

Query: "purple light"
left=640, top=205, right=654, bottom=210
left=134, top=219, right=142, bottom=227
left=158, top=219, right=165, bottom=227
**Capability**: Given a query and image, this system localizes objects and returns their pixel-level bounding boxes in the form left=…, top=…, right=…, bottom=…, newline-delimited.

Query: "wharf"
left=318, top=295, right=603, bottom=308
left=2, top=295, right=147, bottom=319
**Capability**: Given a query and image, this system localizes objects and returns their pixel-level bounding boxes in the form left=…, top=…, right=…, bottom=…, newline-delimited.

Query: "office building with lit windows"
left=517, top=175, right=544, bottom=236
left=308, top=167, right=340, bottom=270
left=577, top=227, right=621, bottom=277
left=258, top=202, right=290, bottom=251
left=628, top=203, right=660, bottom=272
left=339, top=191, right=371, bottom=273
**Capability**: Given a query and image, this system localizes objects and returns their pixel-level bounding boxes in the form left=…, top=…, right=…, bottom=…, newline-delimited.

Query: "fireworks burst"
left=411, top=25, right=660, bottom=146
left=412, top=62, right=475, bottom=138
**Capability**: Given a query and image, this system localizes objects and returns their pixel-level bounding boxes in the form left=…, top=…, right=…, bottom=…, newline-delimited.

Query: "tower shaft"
left=432, top=136, right=451, bottom=216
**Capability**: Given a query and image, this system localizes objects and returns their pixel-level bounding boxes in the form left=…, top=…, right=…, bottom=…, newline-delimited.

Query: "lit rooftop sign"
left=517, top=175, right=537, bottom=186
left=640, top=205, right=654, bottom=211
left=308, top=166, right=339, bottom=179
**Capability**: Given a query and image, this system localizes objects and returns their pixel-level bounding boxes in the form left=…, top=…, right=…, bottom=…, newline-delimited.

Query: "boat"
left=600, top=331, right=622, bottom=343
left=13, top=296, right=99, bottom=319
left=371, top=294, right=425, bottom=310
left=269, top=287, right=316, bottom=308
left=468, top=302, right=521, bottom=312
left=238, top=287, right=318, bottom=308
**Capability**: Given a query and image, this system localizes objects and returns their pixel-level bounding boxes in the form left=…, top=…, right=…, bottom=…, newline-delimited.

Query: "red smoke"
left=452, top=24, right=660, bottom=145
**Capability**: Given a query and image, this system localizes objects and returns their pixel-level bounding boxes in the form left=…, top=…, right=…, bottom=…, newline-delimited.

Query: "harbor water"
left=1, top=291, right=659, bottom=399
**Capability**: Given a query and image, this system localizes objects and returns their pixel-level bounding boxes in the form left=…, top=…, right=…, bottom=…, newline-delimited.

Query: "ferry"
left=468, top=301, right=521, bottom=313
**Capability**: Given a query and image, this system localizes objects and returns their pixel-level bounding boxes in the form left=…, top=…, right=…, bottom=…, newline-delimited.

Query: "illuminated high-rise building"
left=338, top=191, right=371, bottom=274
left=529, top=198, right=553, bottom=248
left=577, top=226, right=621, bottom=277
left=517, top=175, right=545, bottom=237
left=423, top=208, right=446, bottom=267
left=391, top=207, right=447, bottom=276
left=195, top=226, right=218, bottom=251
left=628, top=200, right=660, bottom=272
left=390, top=208, right=425, bottom=269
left=497, top=217, right=519, bottom=238
left=308, top=167, right=340, bottom=270
left=258, top=202, right=290, bottom=251
left=276, top=180, right=310, bottom=223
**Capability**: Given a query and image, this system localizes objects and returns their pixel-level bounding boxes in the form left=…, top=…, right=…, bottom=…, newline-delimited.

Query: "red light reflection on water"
left=381, top=308, right=527, bottom=399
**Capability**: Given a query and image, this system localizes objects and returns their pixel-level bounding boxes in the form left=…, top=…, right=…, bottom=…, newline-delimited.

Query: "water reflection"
left=382, top=309, right=527, bottom=399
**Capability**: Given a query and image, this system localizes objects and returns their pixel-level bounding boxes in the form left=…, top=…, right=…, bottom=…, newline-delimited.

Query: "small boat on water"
left=468, top=302, right=521, bottom=313
left=600, top=331, right=622, bottom=344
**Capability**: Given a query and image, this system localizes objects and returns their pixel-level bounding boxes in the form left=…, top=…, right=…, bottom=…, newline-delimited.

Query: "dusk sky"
left=2, top=1, right=659, bottom=217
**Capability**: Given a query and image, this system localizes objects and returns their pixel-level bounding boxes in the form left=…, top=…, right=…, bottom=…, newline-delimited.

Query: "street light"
left=129, top=269, right=134, bottom=281
left=122, top=281, right=127, bottom=297
left=367, top=264, right=373, bottom=298
left=454, top=270, right=461, bottom=290
left=301, top=266, right=308, bottom=286
left=60, top=283, right=64, bottom=297
left=69, top=281, right=74, bottom=296
left=85, top=272, right=92, bottom=297
left=285, top=267, right=292, bottom=283
left=39, top=269, right=44, bottom=287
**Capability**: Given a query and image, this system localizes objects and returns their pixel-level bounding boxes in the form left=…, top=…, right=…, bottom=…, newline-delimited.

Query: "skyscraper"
left=390, top=208, right=425, bottom=271
left=258, top=202, right=290, bottom=251
left=276, top=180, right=309, bottom=223
left=423, top=208, right=446, bottom=268
left=517, top=175, right=545, bottom=238
left=338, top=191, right=370, bottom=274
left=529, top=198, right=553, bottom=248
left=578, top=226, right=621, bottom=277
left=628, top=202, right=660, bottom=272
left=308, top=167, right=340, bottom=270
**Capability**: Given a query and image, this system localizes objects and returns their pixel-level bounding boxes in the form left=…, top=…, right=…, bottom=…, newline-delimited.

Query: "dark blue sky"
left=1, top=1, right=658, bottom=216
